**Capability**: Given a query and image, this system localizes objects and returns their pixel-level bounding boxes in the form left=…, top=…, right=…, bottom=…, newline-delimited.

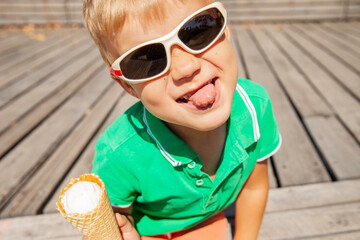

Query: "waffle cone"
left=57, top=174, right=122, bottom=240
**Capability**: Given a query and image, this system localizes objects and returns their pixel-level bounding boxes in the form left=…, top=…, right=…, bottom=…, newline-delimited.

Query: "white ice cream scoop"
left=61, top=181, right=102, bottom=214
left=57, top=174, right=122, bottom=239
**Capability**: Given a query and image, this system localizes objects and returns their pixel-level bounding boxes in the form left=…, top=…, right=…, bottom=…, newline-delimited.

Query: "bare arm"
left=82, top=205, right=140, bottom=240
left=233, top=159, right=269, bottom=240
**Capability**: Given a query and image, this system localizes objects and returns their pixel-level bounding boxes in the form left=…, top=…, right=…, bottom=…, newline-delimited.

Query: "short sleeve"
left=255, top=93, right=281, bottom=162
left=92, top=131, right=139, bottom=207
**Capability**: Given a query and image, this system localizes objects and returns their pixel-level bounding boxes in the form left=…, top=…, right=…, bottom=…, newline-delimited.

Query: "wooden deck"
left=1, top=0, right=359, bottom=25
left=0, top=21, right=359, bottom=239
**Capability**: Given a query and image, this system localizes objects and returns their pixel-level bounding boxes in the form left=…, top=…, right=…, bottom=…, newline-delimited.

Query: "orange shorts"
left=141, top=212, right=232, bottom=240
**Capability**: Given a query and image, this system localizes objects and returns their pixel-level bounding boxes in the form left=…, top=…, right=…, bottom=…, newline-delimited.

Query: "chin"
left=189, top=113, right=230, bottom=132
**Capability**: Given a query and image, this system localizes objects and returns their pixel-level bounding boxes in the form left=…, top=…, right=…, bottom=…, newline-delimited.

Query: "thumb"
left=115, top=213, right=140, bottom=240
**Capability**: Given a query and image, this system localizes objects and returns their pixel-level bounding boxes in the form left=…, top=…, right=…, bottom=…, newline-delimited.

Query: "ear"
left=225, top=26, right=231, bottom=40
left=111, top=74, right=139, bottom=98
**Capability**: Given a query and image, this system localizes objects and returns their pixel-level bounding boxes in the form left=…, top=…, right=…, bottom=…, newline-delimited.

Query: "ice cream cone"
left=57, top=174, right=122, bottom=240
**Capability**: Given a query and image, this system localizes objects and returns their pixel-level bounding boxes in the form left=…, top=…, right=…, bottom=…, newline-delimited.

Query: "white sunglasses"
left=110, top=2, right=227, bottom=83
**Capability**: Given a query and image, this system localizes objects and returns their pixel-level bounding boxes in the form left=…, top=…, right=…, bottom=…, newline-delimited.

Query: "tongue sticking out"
left=188, top=83, right=216, bottom=109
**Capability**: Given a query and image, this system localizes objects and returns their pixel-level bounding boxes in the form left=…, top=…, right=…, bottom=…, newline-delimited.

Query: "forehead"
left=111, top=0, right=211, bottom=56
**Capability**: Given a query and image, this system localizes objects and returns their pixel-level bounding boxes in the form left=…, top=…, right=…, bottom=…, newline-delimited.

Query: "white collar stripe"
left=142, top=84, right=260, bottom=167
left=143, top=107, right=182, bottom=167
left=236, top=84, right=261, bottom=141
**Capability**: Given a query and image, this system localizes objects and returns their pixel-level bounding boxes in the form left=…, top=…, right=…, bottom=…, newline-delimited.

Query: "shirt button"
left=188, top=162, right=196, bottom=169
left=196, top=179, right=204, bottom=186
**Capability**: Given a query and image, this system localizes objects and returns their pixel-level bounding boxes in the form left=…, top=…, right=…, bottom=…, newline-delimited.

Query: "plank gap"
left=0, top=38, right=93, bottom=109
left=37, top=89, right=126, bottom=215
left=0, top=60, right=103, bottom=159
left=248, top=27, right=332, bottom=181
left=263, top=24, right=334, bottom=117
left=292, top=24, right=360, bottom=75
left=269, top=156, right=281, bottom=187
left=282, top=24, right=360, bottom=102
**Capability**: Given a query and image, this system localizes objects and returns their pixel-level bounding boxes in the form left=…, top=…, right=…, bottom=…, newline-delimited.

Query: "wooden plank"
left=282, top=24, right=360, bottom=101
left=0, top=31, right=26, bottom=43
left=0, top=35, right=92, bottom=107
left=0, top=60, right=104, bottom=157
left=0, top=18, right=68, bottom=26
left=304, top=116, right=360, bottom=180
left=0, top=32, right=80, bottom=90
left=228, top=14, right=345, bottom=23
left=250, top=24, right=332, bottom=117
left=0, top=0, right=82, bottom=4
left=5, top=181, right=359, bottom=239
left=44, top=94, right=139, bottom=213
left=2, top=209, right=358, bottom=240
left=223, top=0, right=346, bottom=6
left=228, top=6, right=345, bottom=16
left=0, top=35, right=40, bottom=58
left=322, top=22, right=360, bottom=51
left=0, top=47, right=99, bottom=135
left=0, top=30, right=64, bottom=73
left=0, top=2, right=83, bottom=25
left=265, top=24, right=360, bottom=141
left=281, top=25, right=360, bottom=141
left=266, top=179, right=360, bottom=212
left=226, top=179, right=360, bottom=219
left=348, top=6, right=360, bottom=18
left=300, top=231, right=360, bottom=240
left=0, top=29, right=78, bottom=72
left=294, top=24, right=360, bottom=74
left=0, top=13, right=68, bottom=25
left=0, top=81, right=121, bottom=217
left=0, top=213, right=81, bottom=240
left=0, top=1, right=354, bottom=25
left=0, top=3, right=78, bottom=11
left=309, top=23, right=360, bottom=56
left=0, top=50, right=103, bottom=207
left=0, top=32, right=35, bottom=54
left=267, top=160, right=277, bottom=188
left=259, top=202, right=360, bottom=239
left=337, top=22, right=360, bottom=37
left=233, top=25, right=331, bottom=186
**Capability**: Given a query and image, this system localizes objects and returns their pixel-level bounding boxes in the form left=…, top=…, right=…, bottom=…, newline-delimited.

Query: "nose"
left=170, top=46, right=201, bottom=82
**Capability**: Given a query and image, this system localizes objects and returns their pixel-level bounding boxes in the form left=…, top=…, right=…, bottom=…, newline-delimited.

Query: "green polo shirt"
left=92, top=78, right=281, bottom=236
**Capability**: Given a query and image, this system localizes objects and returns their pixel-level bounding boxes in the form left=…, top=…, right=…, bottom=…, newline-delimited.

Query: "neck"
left=165, top=121, right=227, bottom=177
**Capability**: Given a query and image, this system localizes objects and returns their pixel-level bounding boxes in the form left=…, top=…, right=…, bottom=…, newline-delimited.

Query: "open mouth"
left=176, top=77, right=218, bottom=109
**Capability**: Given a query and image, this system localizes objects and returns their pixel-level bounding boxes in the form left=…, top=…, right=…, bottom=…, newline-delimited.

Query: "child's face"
left=109, top=0, right=238, bottom=132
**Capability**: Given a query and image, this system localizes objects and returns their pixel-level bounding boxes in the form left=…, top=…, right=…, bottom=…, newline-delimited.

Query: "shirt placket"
left=185, top=158, right=229, bottom=213
left=184, top=159, right=217, bottom=211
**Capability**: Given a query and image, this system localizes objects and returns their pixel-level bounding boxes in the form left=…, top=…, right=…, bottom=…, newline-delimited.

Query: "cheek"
left=222, top=43, right=237, bottom=68
left=208, top=40, right=238, bottom=73
left=137, top=79, right=168, bottom=106
left=221, top=42, right=238, bottom=80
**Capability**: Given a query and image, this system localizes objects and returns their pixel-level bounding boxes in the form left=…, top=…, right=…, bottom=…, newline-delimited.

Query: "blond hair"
left=83, top=0, right=213, bottom=68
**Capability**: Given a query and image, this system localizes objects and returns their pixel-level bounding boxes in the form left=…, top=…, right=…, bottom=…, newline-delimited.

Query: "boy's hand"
left=82, top=213, right=140, bottom=240
left=115, top=213, right=141, bottom=240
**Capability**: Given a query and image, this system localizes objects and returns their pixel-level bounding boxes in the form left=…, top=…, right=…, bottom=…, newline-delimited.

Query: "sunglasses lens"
left=120, top=43, right=167, bottom=80
left=178, top=8, right=224, bottom=51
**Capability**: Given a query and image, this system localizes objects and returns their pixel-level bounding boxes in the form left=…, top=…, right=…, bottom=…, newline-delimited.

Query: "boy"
left=83, top=0, right=281, bottom=239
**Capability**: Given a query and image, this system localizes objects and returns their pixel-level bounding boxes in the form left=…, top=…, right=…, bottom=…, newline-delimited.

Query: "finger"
left=115, top=213, right=135, bottom=234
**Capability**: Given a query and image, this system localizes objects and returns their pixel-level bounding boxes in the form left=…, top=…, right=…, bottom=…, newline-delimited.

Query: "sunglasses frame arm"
left=110, top=66, right=122, bottom=78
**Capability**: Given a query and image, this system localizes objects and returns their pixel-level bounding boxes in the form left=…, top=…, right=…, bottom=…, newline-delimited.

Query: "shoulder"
left=237, top=78, right=270, bottom=101
left=93, top=101, right=149, bottom=176
left=236, top=78, right=272, bottom=115
left=93, top=101, right=151, bottom=167
left=96, top=101, right=146, bottom=151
